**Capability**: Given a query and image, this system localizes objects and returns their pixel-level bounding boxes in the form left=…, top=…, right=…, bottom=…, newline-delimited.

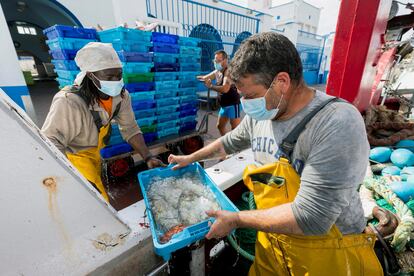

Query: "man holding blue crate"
left=42, top=42, right=163, bottom=202
left=198, top=50, right=242, bottom=136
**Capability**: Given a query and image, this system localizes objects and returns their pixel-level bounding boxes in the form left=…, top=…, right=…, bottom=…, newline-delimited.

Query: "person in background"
left=42, top=42, right=163, bottom=202
left=198, top=50, right=241, bottom=136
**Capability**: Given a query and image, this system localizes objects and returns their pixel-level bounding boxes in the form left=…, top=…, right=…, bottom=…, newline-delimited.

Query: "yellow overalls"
left=242, top=98, right=383, bottom=275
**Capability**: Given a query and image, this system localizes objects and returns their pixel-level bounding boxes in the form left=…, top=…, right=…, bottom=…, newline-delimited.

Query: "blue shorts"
left=219, top=104, right=241, bottom=119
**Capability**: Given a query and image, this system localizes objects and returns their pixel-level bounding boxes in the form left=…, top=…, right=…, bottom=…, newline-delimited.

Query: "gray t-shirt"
left=222, top=91, right=369, bottom=235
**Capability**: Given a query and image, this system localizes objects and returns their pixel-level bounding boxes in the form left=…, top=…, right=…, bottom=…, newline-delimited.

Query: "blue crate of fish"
left=153, top=63, right=180, bottom=72
left=100, top=143, right=133, bottom=159
left=178, top=54, right=201, bottom=64
left=51, top=59, right=79, bottom=71
left=179, top=121, right=197, bottom=133
left=156, top=104, right=180, bottom=115
left=178, top=37, right=201, bottom=47
left=180, top=108, right=197, bottom=117
left=180, top=63, right=201, bottom=72
left=157, top=119, right=180, bottom=131
left=54, top=70, right=80, bottom=81
left=179, top=102, right=198, bottom=111
left=155, top=80, right=180, bottom=91
left=157, top=126, right=180, bottom=139
left=130, top=91, right=156, bottom=101
left=152, top=32, right=179, bottom=44
left=132, top=99, right=156, bottom=110
left=134, top=108, right=157, bottom=119
left=109, top=134, right=124, bottom=146
left=46, top=37, right=96, bottom=51
left=154, top=72, right=178, bottom=81
left=152, top=42, right=180, bottom=54
left=155, top=90, right=177, bottom=99
left=49, top=49, right=78, bottom=60
left=157, top=112, right=180, bottom=123
left=144, top=132, right=158, bottom=143
left=137, top=116, right=157, bottom=127
left=153, top=52, right=179, bottom=63
left=98, top=27, right=152, bottom=42
left=180, top=46, right=202, bottom=56
left=180, top=115, right=197, bottom=124
left=125, top=82, right=155, bottom=92
left=180, top=80, right=199, bottom=88
left=56, top=77, right=73, bottom=88
left=117, top=51, right=153, bottom=62
left=111, top=40, right=152, bottom=53
left=122, top=62, right=153, bottom=74
left=177, top=88, right=197, bottom=96
left=178, top=71, right=200, bottom=81
left=156, top=97, right=180, bottom=108
left=138, top=162, right=239, bottom=260
left=180, top=95, right=198, bottom=104
left=43, top=25, right=98, bottom=40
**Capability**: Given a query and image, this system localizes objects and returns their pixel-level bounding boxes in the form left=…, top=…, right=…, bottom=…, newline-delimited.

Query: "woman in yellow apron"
left=42, top=42, right=163, bottom=202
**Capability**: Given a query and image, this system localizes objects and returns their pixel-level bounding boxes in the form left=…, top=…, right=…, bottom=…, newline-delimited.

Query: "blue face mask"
left=92, top=74, right=124, bottom=97
left=240, top=82, right=283, bottom=121
left=214, top=62, right=223, bottom=71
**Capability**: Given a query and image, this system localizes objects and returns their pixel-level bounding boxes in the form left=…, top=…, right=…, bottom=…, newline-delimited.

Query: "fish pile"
left=147, top=172, right=221, bottom=243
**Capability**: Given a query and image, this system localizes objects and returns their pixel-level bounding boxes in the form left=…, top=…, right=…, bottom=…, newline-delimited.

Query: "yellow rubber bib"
left=66, top=124, right=110, bottom=202
left=243, top=158, right=383, bottom=276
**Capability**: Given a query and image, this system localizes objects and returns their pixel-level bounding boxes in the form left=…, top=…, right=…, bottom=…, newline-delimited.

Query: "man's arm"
left=207, top=75, right=231, bottom=94
left=197, top=71, right=216, bottom=81
left=128, top=134, right=164, bottom=168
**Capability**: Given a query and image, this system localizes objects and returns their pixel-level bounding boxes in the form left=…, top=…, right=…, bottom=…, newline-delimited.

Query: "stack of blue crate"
left=43, top=25, right=98, bottom=89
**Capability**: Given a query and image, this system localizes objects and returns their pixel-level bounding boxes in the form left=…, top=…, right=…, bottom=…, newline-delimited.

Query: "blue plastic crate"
left=155, top=80, right=180, bottom=91
left=157, top=126, right=180, bottom=138
left=49, top=49, right=78, bottom=60
left=153, top=63, right=180, bottom=72
left=157, top=112, right=180, bottom=123
left=144, top=132, right=158, bottom=143
left=157, top=119, right=180, bottom=131
left=100, top=143, right=133, bottom=159
left=177, top=88, right=197, bottom=96
left=153, top=52, right=179, bottom=63
left=178, top=37, right=201, bottom=47
left=132, top=99, right=156, bottom=110
left=180, top=108, right=197, bottom=117
left=46, top=37, right=96, bottom=51
left=43, top=25, right=97, bottom=40
left=179, top=121, right=197, bottom=133
left=130, top=91, right=156, bottom=101
left=152, top=42, right=180, bottom=54
left=155, top=90, right=177, bottom=99
left=134, top=108, right=157, bottom=119
left=178, top=71, right=200, bottom=81
left=178, top=54, right=201, bottom=64
left=111, top=124, right=121, bottom=136
left=109, top=134, right=124, bottom=146
left=138, top=162, right=239, bottom=260
left=156, top=104, right=180, bottom=115
left=122, top=62, right=154, bottom=74
left=125, top=82, right=155, bottom=92
left=98, top=27, right=152, bottom=42
left=179, top=102, right=198, bottom=111
left=179, top=80, right=199, bottom=88
left=154, top=72, right=178, bottom=81
left=180, top=115, right=197, bottom=124
left=51, top=59, right=79, bottom=71
left=137, top=116, right=157, bottom=127
left=152, top=32, right=179, bottom=44
left=180, top=63, right=201, bottom=72
left=111, top=40, right=152, bottom=52
left=180, top=46, right=202, bottom=56
left=117, top=51, right=153, bottom=62
left=180, top=95, right=198, bottom=104
left=54, top=70, right=80, bottom=81
left=56, top=77, right=73, bottom=88
left=156, top=97, right=180, bottom=108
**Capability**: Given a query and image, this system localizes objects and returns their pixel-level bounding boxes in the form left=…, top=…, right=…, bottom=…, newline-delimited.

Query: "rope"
left=363, top=176, right=414, bottom=252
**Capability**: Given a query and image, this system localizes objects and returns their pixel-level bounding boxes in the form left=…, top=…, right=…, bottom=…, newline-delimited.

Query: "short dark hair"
left=214, top=50, right=228, bottom=59
left=228, top=32, right=303, bottom=87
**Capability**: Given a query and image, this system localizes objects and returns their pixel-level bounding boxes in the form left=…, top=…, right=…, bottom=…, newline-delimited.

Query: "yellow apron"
left=243, top=158, right=383, bottom=276
left=66, top=124, right=110, bottom=202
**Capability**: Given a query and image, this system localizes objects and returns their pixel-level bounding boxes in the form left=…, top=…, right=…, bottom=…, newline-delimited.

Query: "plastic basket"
left=51, top=59, right=79, bottom=71
left=156, top=97, right=180, bottom=107
left=138, top=162, right=239, bottom=260
left=56, top=77, right=73, bottom=88
left=180, top=108, right=198, bottom=117
left=154, top=72, right=178, bottom=81
left=153, top=52, right=179, bottom=64
left=49, top=49, right=78, bottom=60
left=179, top=80, right=199, bottom=88
left=98, top=27, right=152, bottom=42
left=178, top=37, right=201, bottom=47
left=157, top=119, right=180, bottom=131
left=179, top=102, right=198, bottom=111
left=125, top=82, right=155, bottom=92
left=153, top=63, right=180, bottom=72
left=157, top=126, right=180, bottom=138
left=123, top=72, right=154, bottom=84
left=178, top=54, right=201, bottom=64
left=109, top=134, right=124, bottom=146
left=177, top=88, right=197, bottom=96
left=132, top=99, right=156, bottom=110
left=180, top=63, right=201, bottom=72
left=152, top=42, right=180, bottom=54
left=122, top=62, right=153, bottom=74
left=156, top=104, right=180, bottom=115
left=118, top=51, right=153, bottom=62
left=46, top=37, right=96, bottom=51
left=111, top=41, right=152, bottom=52
left=178, top=71, right=200, bottom=81
left=54, top=70, right=80, bottom=81
left=155, top=90, right=177, bottom=99
left=137, top=116, right=157, bottom=127
left=180, top=115, right=197, bottom=124
left=157, top=112, right=180, bottom=123
left=180, top=95, right=198, bottom=104
left=43, top=25, right=97, bottom=40
left=144, top=132, right=158, bottom=143
left=179, top=121, right=197, bottom=133
left=100, top=143, right=133, bottom=159
left=130, top=91, right=156, bottom=101
left=152, top=32, right=179, bottom=44
left=155, top=80, right=180, bottom=91
left=180, top=46, right=202, bottom=56
left=134, top=108, right=157, bottom=119
left=141, top=124, right=157, bottom=134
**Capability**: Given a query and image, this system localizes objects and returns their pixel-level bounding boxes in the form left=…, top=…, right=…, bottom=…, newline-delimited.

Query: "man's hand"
left=146, top=157, right=166, bottom=169
left=205, top=210, right=239, bottom=239
left=203, top=78, right=212, bottom=89
left=168, top=154, right=193, bottom=170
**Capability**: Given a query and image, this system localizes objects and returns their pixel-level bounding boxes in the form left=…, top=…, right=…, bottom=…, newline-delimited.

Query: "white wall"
left=296, top=0, right=320, bottom=30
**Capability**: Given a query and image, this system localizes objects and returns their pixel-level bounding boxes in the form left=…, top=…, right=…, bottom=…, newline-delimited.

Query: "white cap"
left=74, top=42, right=122, bottom=85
